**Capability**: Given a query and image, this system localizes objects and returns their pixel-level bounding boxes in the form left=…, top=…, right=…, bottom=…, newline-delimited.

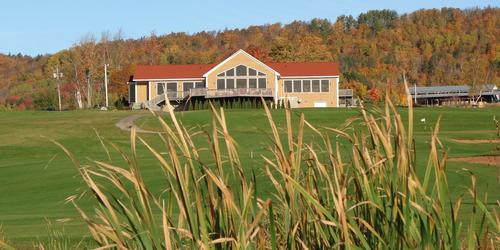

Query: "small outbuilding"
left=409, top=84, right=500, bottom=106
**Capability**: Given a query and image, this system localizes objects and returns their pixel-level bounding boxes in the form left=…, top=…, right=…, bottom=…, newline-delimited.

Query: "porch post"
left=134, top=83, right=138, bottom=104
left=274, top=75, right=279, bottom=108
left=148, top=81, right=151, bottom=101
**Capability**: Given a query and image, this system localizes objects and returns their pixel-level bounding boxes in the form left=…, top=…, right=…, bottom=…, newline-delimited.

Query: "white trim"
left=148, top=81, right=151, bottom=101
left=336, top=77, right=340, bottom=108
left=280, top=75, right=339, bottom=79
left=216, top=64, right=267, bottom=79
left=157, top=81, right=179, bottom=95
left=314, top=101, right=328, bottom=108
left=134, top=83, right=138, bottom=103
left=182, top=81, right=205, bottom=92
left=134, top=78, right=204, bottom=81
left=274, top=75, right=278, bottom=106
left=202, top=49, right=280, bottom=77
left=283, top=78, right=332, bottom=93
left=156, top=82, right=163, bottom=96
left=215, top=67, right=268, bottom=90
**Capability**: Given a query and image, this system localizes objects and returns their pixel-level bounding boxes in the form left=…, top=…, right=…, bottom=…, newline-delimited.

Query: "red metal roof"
left=267, top=62, right=339, bottom=77
left=133, top=64, right=216, bottom=80
left=132, top=61, right=339, bottom=80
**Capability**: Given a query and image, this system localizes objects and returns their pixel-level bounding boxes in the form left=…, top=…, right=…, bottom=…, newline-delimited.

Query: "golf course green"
left=0, top=107, right=499, bottom=247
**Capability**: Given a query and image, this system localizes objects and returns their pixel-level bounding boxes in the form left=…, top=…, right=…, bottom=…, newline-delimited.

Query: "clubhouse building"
left=128, top=49, right=342, bottom=109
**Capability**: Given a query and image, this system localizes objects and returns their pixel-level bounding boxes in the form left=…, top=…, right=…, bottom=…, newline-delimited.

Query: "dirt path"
left=452, top=139, right=500, bottom=144
left=449, top=155, right=500, bottom=166
left=115, top=113, right=162, bottom=133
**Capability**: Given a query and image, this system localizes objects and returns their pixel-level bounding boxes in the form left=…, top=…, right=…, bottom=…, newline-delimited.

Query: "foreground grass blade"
left=45, top=96, right=499, bottom=249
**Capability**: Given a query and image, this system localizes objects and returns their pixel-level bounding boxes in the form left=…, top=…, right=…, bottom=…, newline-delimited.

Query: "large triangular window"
left=216, top=65, right=267, bottom=90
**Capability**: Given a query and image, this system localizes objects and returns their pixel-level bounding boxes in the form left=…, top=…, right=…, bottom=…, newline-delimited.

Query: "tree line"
left=0, top=7, right=498, bottom=110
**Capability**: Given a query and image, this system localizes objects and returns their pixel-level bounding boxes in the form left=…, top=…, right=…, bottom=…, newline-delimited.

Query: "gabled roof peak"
left=202, top=49, right=280, bottom=77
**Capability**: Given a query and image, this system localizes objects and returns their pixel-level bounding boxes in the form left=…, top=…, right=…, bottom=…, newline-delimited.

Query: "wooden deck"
left=148, top=88, right=274, bottom=107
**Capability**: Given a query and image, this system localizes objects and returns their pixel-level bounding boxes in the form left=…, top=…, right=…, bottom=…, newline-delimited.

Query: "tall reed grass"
left=53, top=93, right=499, bottom=249
left=0, top=226, right=15, bottom=250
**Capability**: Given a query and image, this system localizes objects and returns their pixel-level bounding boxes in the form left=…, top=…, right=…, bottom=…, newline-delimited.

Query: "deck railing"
left=189, top=88, right=207, bottom=97
left=150, top=88, right=274, bottom=105
left=166, top=91, right=190, bottom=99
left=203, top=88, right=273, bottom=98
left=188, top=88, right=274, bottom=98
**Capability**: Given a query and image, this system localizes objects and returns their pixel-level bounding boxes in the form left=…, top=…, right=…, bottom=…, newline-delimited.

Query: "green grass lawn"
left=0, top=107, right=499, bottom=247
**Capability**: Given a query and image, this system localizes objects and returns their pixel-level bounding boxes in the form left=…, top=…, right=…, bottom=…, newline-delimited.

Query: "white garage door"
left=314, top=101, right=327, bottom=108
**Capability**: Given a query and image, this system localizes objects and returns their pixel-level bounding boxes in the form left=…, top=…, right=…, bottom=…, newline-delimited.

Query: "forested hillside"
left=0, top=7, right=498, bottom=109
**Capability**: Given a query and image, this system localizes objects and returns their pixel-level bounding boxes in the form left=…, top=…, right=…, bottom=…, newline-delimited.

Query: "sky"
left=0, top=0, right=497, bottom=56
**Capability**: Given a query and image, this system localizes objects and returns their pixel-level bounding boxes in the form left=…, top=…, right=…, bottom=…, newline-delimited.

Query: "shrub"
left=114, top=96, right=129, bottom=110
left=23, top=96, right=33, bottom=109
left=5, top=96, right=21, bottom=106
left=33, top=90, right=57, bottom=110
left=4, top=95, right=33, bottom=110
left=53, top=96, right=499, bottom=249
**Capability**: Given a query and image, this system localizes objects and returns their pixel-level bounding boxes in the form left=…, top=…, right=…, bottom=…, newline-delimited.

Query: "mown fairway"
left=0, top=107, right=499, bottom=246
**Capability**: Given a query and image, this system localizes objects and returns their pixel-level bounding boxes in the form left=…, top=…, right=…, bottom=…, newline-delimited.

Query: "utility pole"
left=53, top=67, right=63, bottom=111
left=414, top=83, right=417, bottom=104
left=86, top=70, right=92, bottom=108
left=104, top=64, right=109, bottom=108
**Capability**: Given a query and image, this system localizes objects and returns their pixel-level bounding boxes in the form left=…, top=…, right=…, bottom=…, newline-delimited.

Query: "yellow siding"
left=136, top=83, right=148, bottom=103
left=151, top=82, right=157, bottom=97
left=278, top=77, right=338, bottom=108
left=206, top=53, right=278, bottom=91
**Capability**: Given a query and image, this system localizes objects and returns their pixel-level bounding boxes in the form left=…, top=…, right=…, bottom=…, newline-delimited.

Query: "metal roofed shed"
left=409, top=85, right=500, bottom=106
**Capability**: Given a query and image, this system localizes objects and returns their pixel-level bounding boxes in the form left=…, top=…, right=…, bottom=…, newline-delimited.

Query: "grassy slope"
left=0, top=107, right=499, bottom=246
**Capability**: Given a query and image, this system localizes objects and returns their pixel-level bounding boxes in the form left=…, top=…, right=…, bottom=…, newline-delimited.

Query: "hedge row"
left=184, top=98, right=291, bottom=110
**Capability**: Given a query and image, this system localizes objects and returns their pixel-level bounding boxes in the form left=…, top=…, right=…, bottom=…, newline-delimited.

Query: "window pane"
left=226, top=79, right=235, bottom=89
left=217, top=72, right=225, bottom=77
left=217, top=79, right=225, bottom=90
left=248, top=68, right=257, bottom=76
left=321, top=80, right=329, bottom=92
left=236, top=65, right=247, bottom=76
left=284, top=80, right=292, bottom=93
left=236, top=78, right=247, bottom=88
left=167, top=82, right=177, bottom=92
left=157, top=83, right=164, bottom=95
left=303, top=80, right=311, bottom=92
left=249, top=78, right=257, bottom=88
left=258, top=71, right=265, bottom=76
left=293, top=80, right=302, bottom=92
left=312, top=80, right=320, bottom=92
left=195, top=81, right=205, bottom=88
left=258, top=78, right=266, bottom=89
left=226, top=68, right=234, bottom=76
left=183, top=82, right=194, bottom=92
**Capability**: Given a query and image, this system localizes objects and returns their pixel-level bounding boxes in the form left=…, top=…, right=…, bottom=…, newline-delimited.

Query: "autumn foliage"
left=0, top=7, right=499, bottom=109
